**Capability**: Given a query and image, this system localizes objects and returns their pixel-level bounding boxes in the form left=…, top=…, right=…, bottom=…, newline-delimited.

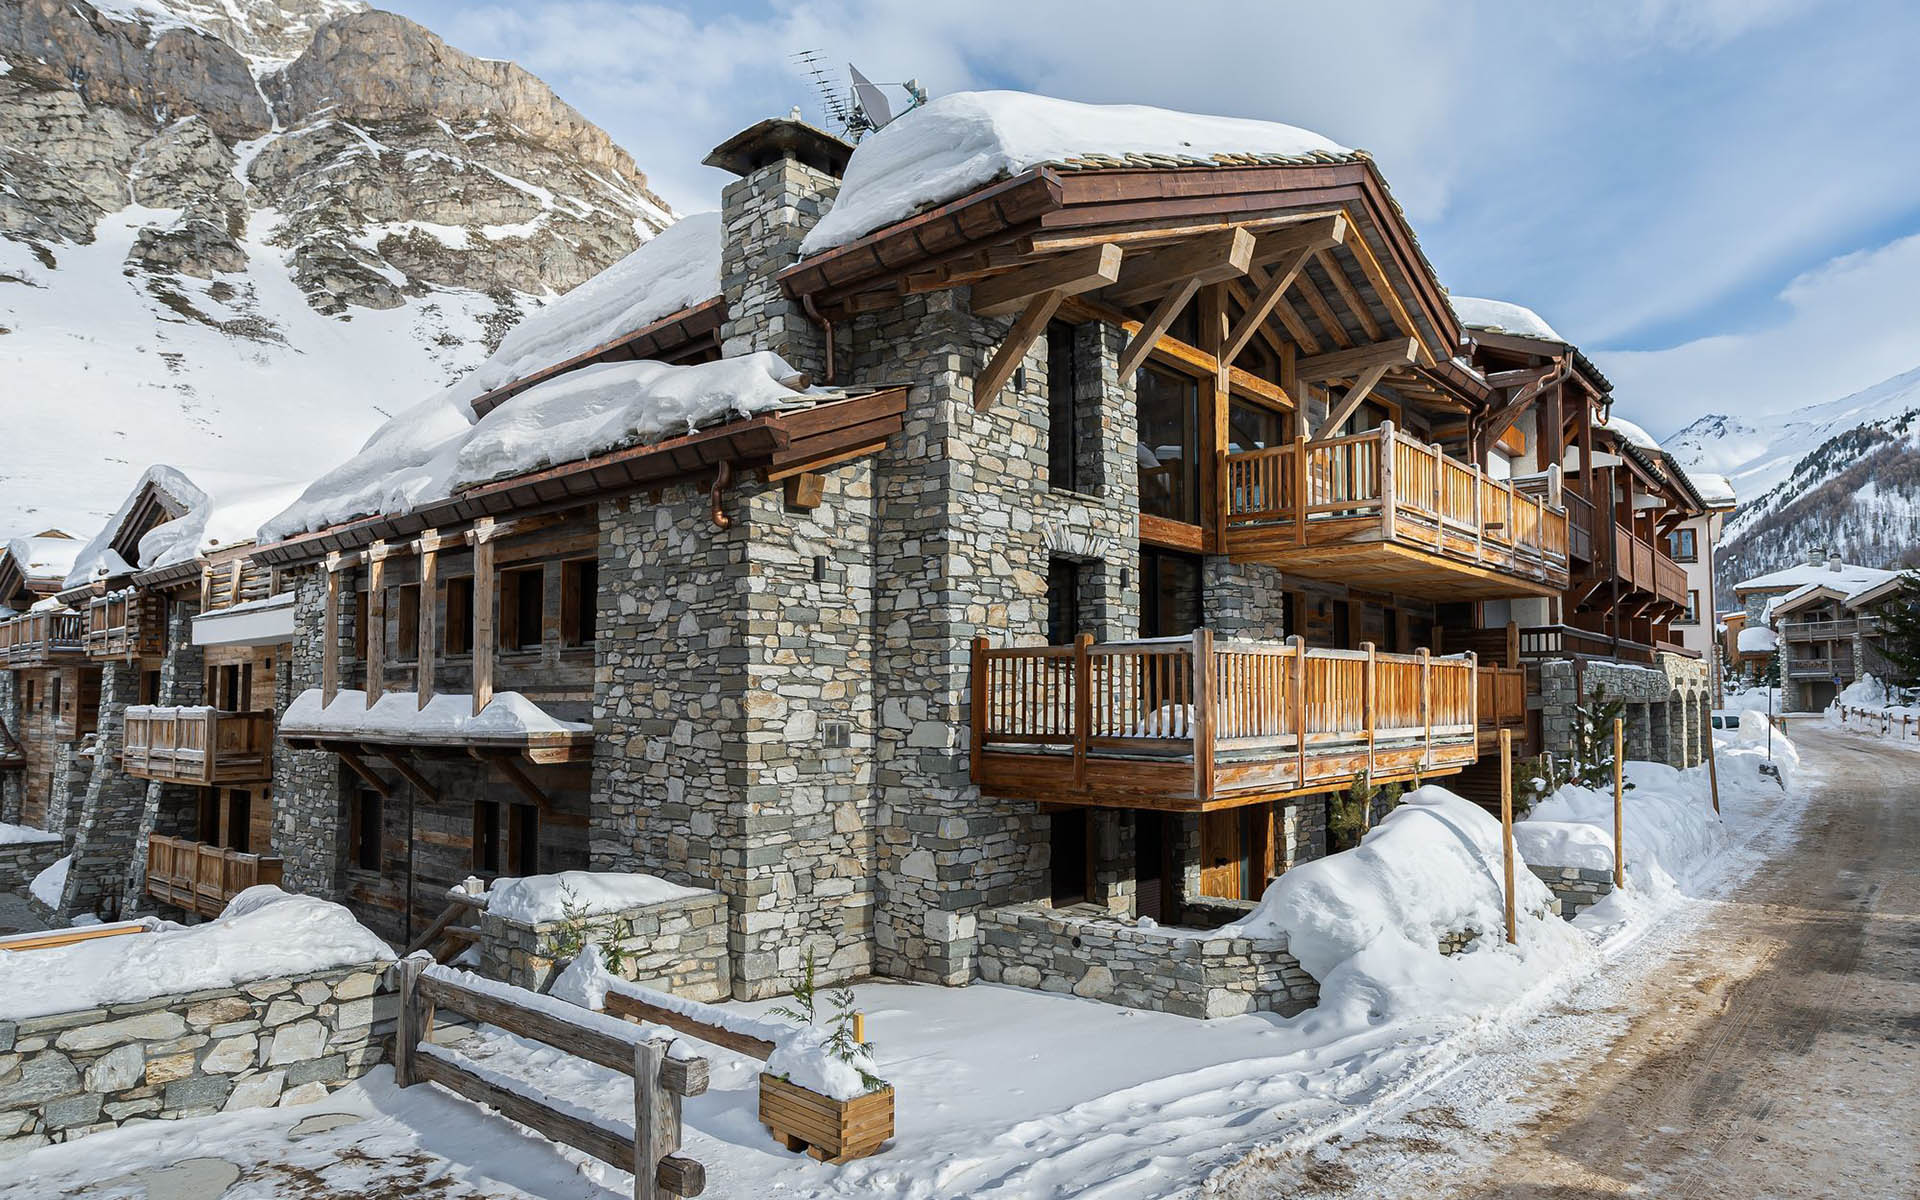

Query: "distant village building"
left=1734, top=552, right=1903, bottom=710
left=0, top=92, right=1727, bottom=1010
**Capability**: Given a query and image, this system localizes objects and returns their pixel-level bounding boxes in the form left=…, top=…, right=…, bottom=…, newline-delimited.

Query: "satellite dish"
left=849, top=62, right=895, bottom=131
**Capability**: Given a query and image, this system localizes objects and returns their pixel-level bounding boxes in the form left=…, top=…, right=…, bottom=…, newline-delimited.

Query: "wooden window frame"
left=349, top=788, right=383, bottom=872
left=444, top=575, right=474, bottom=657
left=559, top=558, right=598, bottom=649
left=394, top=583, right=421, bottom=662
left=498, top=565, right=545, bottom=653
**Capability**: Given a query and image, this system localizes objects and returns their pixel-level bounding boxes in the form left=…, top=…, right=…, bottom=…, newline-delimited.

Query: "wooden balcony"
left=145, top=834, right=283, bottom=917
left=1224, top=423, right=1570, bottom=600
left=1786, top=657, right=1848, bottom=680
left=0, top=610, right=87, bottom=668
left=1781, top=618, right=1875, bottom=642
left=970, top=630, right=1482, bottom=812
left=122, top=706, right=274, bottom=785
left=1561, top=489, right=1597, bottom=563
left=85, top=593, right=166, bottom=660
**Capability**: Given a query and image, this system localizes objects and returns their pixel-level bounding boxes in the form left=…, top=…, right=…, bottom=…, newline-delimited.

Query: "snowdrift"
left=0, top=887, right=392, bottom=1020
left=485, top=870, right=706, bottom=925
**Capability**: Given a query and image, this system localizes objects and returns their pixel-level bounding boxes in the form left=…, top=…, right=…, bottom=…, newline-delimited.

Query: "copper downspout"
left=709, top=461, right=733, bottom=529
left=801, top=292, right=835, bottom=384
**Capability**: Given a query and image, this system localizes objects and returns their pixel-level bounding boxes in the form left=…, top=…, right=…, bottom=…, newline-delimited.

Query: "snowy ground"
left=0, top=739, right=1801, bottom=1199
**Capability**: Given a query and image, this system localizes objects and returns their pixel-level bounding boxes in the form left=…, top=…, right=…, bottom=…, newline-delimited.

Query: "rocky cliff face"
left=0, top=0, right=674, bottom=533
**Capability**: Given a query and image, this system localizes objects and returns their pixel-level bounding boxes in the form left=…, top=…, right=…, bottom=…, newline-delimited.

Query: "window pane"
left=1227, top=402, right=1283, bottom=453
left=1137, top=366, right=1199, bottom=524
left=1047, top=322, right=1079, bottom=491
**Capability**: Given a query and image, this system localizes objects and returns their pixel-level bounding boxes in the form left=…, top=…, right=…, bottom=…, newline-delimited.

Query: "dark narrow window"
left=240, top=662, right=254, bottom=710
left=1047, top=559, right=1082, bottom=645
left=198, top=789, right=220, bottom=844
left=1136, top=364, right=1201, bottom=524
left=561, top=559, right=598, bottom=647
left=350, top=788, right=382, bottom=871
left=509, top=805, right=540, bottom=876
left=1050, top=808, right=1089, bottom=906
left=473, top=801, right=501, bottom=873
left=353, top=588, right=370, bottom=662
left=141, top=670, right=161, bottom=706
left=499, top=567, right=544, bottom=651
left=1333, top=603, right=1352, bottom=650
left=394, top=584, right=420, bottom=660
left=1139, top=547, right=1204, bottom=638
left=1046, top=321, right=1081, bottom=492
left=49, top=674, right=61, bottom=718
left=226, top=791, right=251, bottom=853
left=1284, top=591, right=1304, bottom=643
left=444, top=577, right=474, bottom=655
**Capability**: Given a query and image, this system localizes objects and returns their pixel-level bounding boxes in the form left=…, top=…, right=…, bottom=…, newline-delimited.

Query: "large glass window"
left=1667, top=528, right=1698, bottom=562
left=1047, top=322, right=1081, bottom=492
left=1227, top=401, right=1285, bottom=453
left=1136, top=365, right=1200, bottom=525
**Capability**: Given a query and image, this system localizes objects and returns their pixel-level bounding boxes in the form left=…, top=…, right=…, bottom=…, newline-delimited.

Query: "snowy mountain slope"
left=1666, top=365, right=1920, bottom=598
left=0, top=0, right=674, bottom=536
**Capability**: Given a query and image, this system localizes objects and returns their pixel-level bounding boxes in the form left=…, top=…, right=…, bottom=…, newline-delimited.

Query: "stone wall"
left=1529, top=863, right=1616, bottom=921
left=274, top=569, right=346, bottom=901
left=0, top=672, right=19, bottom=825
left=0, top=961, right=391, bottom=1153
left=0, top=834, right=64, bottom=894
left=55, top=660, right=146, bottom=920
left=1204, top=558, right=1290, bottom=639
left=478, top=889, right=730, bottom=999
left=975, top=903, right=1319, bottom=1019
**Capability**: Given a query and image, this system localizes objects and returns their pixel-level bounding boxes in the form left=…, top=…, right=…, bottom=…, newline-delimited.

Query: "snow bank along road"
left=1212, top=722, right=1918, bottom=1198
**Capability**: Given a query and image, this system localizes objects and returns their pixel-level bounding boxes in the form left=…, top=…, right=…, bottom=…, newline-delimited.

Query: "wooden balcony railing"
left=1780, top=618, right=1875, bottom=642
left=1561, top=488, right=1597, bottom=562
left=1223, top=422, right=1570, bottom=595
left=122, top=706, right=274, bottom=785
left=1601, top=524, right=1689, bottom=609
left=85, top=593, right=166, bottom=660
left=970, top=629, right=1481, bottom=809
left=145, top=834, right=283, bottom=917
left=0, top=610, right=87, bottom=667
left=1786, top=657, right=1847, bottom=680
left=1515, top=624, right=1659, bottom=666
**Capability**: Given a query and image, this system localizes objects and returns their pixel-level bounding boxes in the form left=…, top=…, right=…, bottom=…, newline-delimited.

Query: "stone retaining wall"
left=976, top=903, right=1319, bottom=1019
left=478, top=889, right=730, bottom=999
left=0, top=961, right=393, bottom=1154
left=0, top=836, right=63, bottom=895
left=1529, top=864, right=1616, bottom=920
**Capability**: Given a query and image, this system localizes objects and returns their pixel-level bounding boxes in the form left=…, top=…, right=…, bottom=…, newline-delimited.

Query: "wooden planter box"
left=758, top=1072, right=893, bottom=1163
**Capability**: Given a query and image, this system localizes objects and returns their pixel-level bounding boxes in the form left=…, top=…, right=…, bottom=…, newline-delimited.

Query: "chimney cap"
left=704, top=113, right=854, bottom=179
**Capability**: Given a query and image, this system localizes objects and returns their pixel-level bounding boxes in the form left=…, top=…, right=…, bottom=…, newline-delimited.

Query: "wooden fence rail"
left=397, top=960, right=707, bottom=1199
left=1833, top=705, right=1920, bottom=742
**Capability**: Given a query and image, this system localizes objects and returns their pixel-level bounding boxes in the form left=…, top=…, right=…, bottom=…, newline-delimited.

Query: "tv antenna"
left=792, top=51, right=927, bottom=141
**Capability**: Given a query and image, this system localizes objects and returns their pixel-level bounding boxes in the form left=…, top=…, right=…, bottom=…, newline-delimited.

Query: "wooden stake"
left=1612, top=717, right=1626, bottom=888
left=1706, top=728, right=1721, bottom=815
left=633, top=1039, right=672, bottom=1200
left=1500, top=728, right=1516, bottom=945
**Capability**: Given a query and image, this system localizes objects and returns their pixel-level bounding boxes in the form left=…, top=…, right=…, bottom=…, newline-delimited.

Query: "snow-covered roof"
left=1735, top=559, right=1897, bottom=597
left=260, top=351, right=816, bottom=542
left=1449, top=296, right=1568, bottom=345
left=2, top=534, right=81, bottom=583
left=800, top=91, right=1356, bottom=255
left=279, top=688, right=589, bottom=743
left=1687, top=471, right=1736, bottom=508
left=1765, top=582, right=1846, bottom=619
left=1596, top=412, right=1664, bottom=454
left=1841, top=573, right=1909, bottom=609
left=63, top=465, right=308, bottom=587
left=457, top=211, right=721, bottom=405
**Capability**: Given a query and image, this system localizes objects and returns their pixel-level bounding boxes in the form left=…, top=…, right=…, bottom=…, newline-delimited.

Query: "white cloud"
left=1599, top=231, right=1920, bottom=435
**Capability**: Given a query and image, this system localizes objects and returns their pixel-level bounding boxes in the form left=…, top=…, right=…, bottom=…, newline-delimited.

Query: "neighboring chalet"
left=0, top=92, right=1719, bottom=1011
left=0, top=531, right=85, bottom=824
left=1736, top=553, right=1902, bottom=710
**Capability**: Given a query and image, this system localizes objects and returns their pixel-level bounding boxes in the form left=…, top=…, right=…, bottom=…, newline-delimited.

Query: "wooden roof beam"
left=1223, top=217, right=1349, bottom=366
left=1314, top=249, right=1383, bottom=342
left=1101, top=226, right=1254, bottom=306
left=1297, top=337, right=1419, bottom=383
left=1291, top=267, right=1353, bottom=350
left=974, top=290, right=1066, bottom=410
left=1311, top=362, right=1394, bottom=441
left=970, top=243, right=1124, bottom=318
left=1118, top=278, right=1202, bottom=378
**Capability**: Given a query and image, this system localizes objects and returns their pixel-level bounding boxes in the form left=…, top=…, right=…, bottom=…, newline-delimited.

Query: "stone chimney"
left=1828, top=550, right=1844, bottom=572
left=704, top=110, right=854, bottom=379
left=1808, top=546, right=1826, bottom=567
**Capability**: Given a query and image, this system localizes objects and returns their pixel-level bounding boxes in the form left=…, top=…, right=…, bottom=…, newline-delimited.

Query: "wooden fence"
left=396, top=960, right=707, bottom=1199
left=122, top=706, right=274, bottom=785
left=1833, top=705, right=1920, bottom=743
left=145, top=834, right=283, bottom=917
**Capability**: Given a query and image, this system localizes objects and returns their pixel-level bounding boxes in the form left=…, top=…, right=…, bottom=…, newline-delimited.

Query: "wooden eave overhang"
left=467, top=296, right=729, bottom=420
left=778, top=157, right=1463, bottom=368
left=252, top=387, right=911, bottom=567
left=1467, top=328, right=1611, bottom=398
left=130, top=559, right=206, bottom=594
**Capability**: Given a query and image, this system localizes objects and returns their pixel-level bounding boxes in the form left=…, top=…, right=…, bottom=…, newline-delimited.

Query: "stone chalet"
left=1, top=93, right=1719, bottom=1011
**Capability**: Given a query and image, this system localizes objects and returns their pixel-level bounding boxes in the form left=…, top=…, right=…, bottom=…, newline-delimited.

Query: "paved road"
left=1214, top=723, right=1919, bottom=1199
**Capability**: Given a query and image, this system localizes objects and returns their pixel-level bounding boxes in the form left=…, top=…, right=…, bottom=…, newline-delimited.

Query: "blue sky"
left=390, top=0, right=1920, bottom=437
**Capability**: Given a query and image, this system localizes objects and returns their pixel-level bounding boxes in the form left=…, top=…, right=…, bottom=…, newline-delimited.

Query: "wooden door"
left=1199, top=810, right=1243, bottom=900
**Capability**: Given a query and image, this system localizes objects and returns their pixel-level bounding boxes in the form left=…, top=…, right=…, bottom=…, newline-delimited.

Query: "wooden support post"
left=395, top=956, right=430, bottom=1088
left=1292, top=435, right=1310, bottom=547
left=1072, top=633, right=1092, bottom=787
left=1378, top=421, right=1397, bottom=540
left=331, top=745, right=391, bottom=798
left=364, top=541, right=389, bottom=709
left=1118, top=278, right=1203, bottom=379
left=322, top=555, right=342, bottom=707
left=634, top=1038, right=671, bottom=1200
left=974, top=290, right=1065, bottom=410
left=1418, top=646, right=1433, bottom=766
left=1501, top=728, right=1516, bottom=945
left=1362, top=641, right=1377, bottom=799
left=417, top=532, right=439, bottom=711
left=1612, top=717, right=1626, bottom=888
left=1506, top=620, right=1520, bottom=670
left=1707, top=726, right=1721, bottom=815
left=1193, top=628, right=1216, bottom=801
left=1291, top=635, right=1308, bottom=786
left=470, top=519, right=497, bottom=716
